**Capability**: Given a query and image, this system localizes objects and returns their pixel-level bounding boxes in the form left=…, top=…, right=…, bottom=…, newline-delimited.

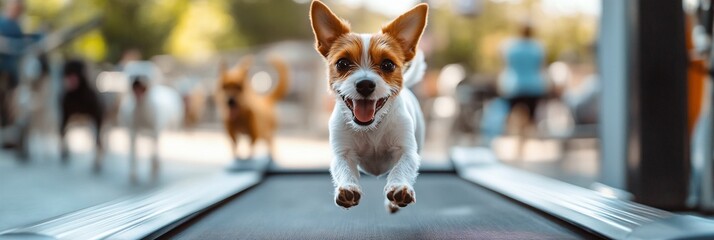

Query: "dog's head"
left=218, top=56, right=254, bottom=120
left=131, top=75, right=148, bottom=101
left=124, top=61, right=163, bottom=102
left=310, top=0, right=428, bottom=129
left=62, top=59, right=88, bottom=92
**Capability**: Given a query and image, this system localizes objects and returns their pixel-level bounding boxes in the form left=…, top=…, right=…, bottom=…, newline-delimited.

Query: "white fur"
left=329, top=32, right=427, bottom=211
left=119, top=61, right=183, bottom=183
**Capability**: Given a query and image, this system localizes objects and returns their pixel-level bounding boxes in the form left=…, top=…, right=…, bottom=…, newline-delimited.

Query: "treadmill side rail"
left=452, top=147, right=714, bottom=240
left=0, top=172, right=262, bottom=240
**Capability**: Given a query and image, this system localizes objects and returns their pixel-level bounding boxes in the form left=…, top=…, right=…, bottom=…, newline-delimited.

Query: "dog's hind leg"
left=150, top=132, right=160, bottom=182
left=246, top=136, right=258, bottom=161
left=92, top=114, right=103, bottom=173
left=59, top=112, right=70, bottom=163
left=228, top=131, right=238, bottom=160
left=266, top=136, right=275, bottom=161
left=129, top=129, right=138, bottom=184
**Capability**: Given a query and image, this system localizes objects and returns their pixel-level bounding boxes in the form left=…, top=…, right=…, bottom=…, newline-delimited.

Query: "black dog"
left=60, top=60, right=104, bottom=171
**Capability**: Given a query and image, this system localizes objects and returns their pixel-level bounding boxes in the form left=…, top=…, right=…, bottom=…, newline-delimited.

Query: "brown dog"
left=217, top=56, right=289, bottom=161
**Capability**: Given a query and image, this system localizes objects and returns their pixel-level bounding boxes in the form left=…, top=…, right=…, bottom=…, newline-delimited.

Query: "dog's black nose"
left=356, top=80, right=376, bottom=96
left=227, top=98, right=237, bottom=108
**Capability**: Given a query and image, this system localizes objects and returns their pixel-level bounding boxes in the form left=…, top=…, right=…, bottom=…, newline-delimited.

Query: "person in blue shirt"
left=499, top=23, right=548, bottom=122
left=0, top=0, right=25, bottom=85
left=1, top=0, right=29, bottom=147
left=496, top=22, right=548, bottom=158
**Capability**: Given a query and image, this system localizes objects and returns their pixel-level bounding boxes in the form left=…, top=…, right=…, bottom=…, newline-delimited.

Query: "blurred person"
left=0, top=0, right=27, bottom=148
left=60, top=60, right=104, bottom=171
left=0, top=0, right=38, bottom=148
left=498, top=22, right=548, bottom=157
left=0, top=0, right=26, bottom=85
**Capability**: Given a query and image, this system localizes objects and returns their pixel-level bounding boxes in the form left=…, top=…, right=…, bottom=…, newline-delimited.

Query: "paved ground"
left=0, top=127, right=227, bottom=231
left=492, top=137, right=599, bottom=188
left=0, top=124, right=450, bottom=231
left=0, top=118, right=600, bottom=231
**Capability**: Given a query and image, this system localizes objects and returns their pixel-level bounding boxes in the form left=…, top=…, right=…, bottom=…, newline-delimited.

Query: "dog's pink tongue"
left=353, top=99, right=376, bottom=122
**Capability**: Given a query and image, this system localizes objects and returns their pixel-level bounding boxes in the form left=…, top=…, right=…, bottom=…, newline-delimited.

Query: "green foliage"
left=427, top=0, right=596, bottom=73
left=16, top=0, right=596, bottom=71
left=227, top=0, right=312, bottom=46
left=98, top=0, right=189, bottom=61
left=22, top=0, right=313, bottom=62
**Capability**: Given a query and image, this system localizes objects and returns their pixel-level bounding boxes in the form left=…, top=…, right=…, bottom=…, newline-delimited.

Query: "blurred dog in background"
left=216, top=56, right=289, bottom=163
left=120, top=61, right=184, bottom=183
left=60, top=59, right=105, bottom=171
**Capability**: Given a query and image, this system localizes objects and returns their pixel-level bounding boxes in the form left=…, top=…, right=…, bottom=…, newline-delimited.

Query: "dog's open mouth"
left=343, top=96, right=389, bottom=126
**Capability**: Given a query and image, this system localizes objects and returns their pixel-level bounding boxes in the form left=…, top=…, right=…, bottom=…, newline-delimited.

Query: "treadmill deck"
left=162, top=174, right=599, bottom=239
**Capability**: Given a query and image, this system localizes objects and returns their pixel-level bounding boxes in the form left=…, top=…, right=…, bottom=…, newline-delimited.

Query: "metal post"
left=598, top=0, right=632, bottom=190
left=627, top=0, right=690, bottom=209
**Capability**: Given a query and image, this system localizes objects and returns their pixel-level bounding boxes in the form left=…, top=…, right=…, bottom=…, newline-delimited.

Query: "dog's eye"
left=380, top=59, right=395, bottom=73
left=336, top=58, right=352, bottom=72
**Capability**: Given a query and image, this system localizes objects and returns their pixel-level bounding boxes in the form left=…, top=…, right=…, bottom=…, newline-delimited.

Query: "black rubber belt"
left=160, top=174, right=599, bottom=240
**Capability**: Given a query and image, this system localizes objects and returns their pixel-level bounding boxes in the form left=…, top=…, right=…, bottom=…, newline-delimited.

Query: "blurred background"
left=4, top=0, right=693, bottom=230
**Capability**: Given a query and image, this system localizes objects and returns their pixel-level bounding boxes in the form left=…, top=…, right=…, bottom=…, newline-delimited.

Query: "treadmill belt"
left=163, top=174, right=599, bottom=239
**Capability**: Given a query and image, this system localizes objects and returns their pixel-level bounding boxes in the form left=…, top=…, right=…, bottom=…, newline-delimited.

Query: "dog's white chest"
left=330, top=91, right=424, bottom=177
left=352, top=133, right=399, bottom=176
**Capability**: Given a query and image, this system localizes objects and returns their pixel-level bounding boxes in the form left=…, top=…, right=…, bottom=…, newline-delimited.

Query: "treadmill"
left=2, top=147, right=714, bottom=240
left=4, top=0, right=714, bottom=239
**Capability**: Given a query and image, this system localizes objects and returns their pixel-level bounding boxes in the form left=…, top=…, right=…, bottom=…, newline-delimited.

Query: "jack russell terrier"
left=309, top=0, right=428, bottom=213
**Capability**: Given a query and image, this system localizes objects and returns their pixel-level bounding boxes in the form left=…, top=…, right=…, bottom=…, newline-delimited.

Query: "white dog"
left=309, top=0, right=428, bottom=213
left=120, top=61, right=183, bottom=183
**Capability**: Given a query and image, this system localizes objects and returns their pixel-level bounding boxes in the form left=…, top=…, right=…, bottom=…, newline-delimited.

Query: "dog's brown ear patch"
left=381, top=4, right=428, bottom=61
left=310, top=0, right=351, bottom=58
left=222, top=55, right=254, bottom=87
left=235, top=55, right=254, bottom=73
left=219, top=59, right=228, bottom=74
left=218, top=59, right=228, bottom=86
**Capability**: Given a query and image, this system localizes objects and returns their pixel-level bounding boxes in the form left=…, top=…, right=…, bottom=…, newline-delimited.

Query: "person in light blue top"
left=501, top=24, right=547, bottom=95
left=1, top=0, right=37, bottom=148
left=496, top=22, right=548, bottom=158
left=502, top=33, right=546, bottom=97
left=499, top=23, right=547, bottom=122
left=0, top=0, right=26, bottom=85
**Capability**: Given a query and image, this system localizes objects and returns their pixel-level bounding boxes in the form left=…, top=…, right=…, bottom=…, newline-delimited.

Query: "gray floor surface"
left=165, top=174, right=599, bottom=240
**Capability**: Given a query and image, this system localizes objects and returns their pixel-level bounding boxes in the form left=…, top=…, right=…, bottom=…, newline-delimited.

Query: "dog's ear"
left=310, top=0, right=350, bottom=58
left=219, top=59, right=227, bottom=74
left=236, top=55, right=254, bottom=80
left=381, top=4, right=428, bottom=61
left=218, top=59, right=228, bottom=83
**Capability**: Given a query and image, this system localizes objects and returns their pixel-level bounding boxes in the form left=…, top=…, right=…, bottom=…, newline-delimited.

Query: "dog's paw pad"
left=386, top=185, right=415, bottom=208
left=335, top=186, right=361, bottom=209
left=386, top=202, right=400, bottom=214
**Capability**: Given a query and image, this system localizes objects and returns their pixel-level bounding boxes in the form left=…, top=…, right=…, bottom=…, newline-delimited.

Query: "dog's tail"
left=266, top=56, right=290, bottom=104
left=403, top=50, right=427, bottom=88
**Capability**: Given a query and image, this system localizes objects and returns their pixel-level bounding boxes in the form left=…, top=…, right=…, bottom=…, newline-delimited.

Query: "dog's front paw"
left=385, top=184, right=415, bottom=208
left=335, top=185, right=362, bottom=209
